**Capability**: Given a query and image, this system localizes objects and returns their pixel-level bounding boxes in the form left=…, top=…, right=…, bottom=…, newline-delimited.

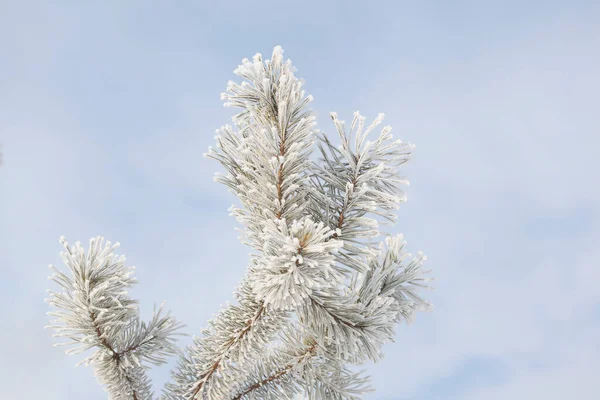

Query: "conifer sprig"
left=46, top=46, right=433, bottom=400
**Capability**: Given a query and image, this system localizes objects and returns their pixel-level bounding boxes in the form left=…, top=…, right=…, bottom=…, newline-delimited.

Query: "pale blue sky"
left=1, top=1, right=599, bottom=399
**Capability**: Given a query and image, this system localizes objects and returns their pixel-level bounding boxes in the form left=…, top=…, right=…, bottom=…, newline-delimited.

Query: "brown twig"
left=331, top=176, right=357, bottom=239
left=189, top=303, right=265, bottom=399
left=231, top=343, right=317, bottom=400
left=89, top=311, right=139, bottom=400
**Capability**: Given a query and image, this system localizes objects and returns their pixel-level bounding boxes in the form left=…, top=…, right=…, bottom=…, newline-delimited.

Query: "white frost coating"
left=46, top=236, right=183, bottom=399
left=46, top=46, right=433, bottom=400
left=252, top=218, right=343, bottom=310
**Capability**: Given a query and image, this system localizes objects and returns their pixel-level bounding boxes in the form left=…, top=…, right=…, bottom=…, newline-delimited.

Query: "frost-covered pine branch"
left=163, top=46, right=317, bottom=400
left=46, top=236, right=183, bottom=399
left=230, top=235, right=431, bottom=399
left=46, top=46, right=433, bottom=400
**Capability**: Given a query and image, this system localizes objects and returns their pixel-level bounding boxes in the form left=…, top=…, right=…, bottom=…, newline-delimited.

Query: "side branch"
left=189, top=303, right=266, bottom=398
left=231, top=343, right=318, bottom=400
left=89, top=311, right=139, bottom=400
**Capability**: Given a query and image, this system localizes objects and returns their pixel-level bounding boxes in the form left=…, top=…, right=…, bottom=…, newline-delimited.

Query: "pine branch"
left=230, top=329, right=371, bottom=400
left=88, top=308, right=141, bottom=400
left=162, top=279, right=287, bottom=400
left=231, top=348, right=311, bottom=400
left=300, top=235, right=432, bottom=364
left=309, top=111, right=414, bottom=265
left=233, top=236, right=431, bottom=398
left=46, top=236, right=183, bottom=400
left=46, top=46, right=433, bottom=400
left=186, top=302, right=264, bottom=399
left=199, top=50, right=428, bottom=397
left=164, top=46, right=318, bottom=399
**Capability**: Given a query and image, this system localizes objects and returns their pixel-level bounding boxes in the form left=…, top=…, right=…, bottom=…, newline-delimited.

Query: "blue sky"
left=1, top=1, right=599, bottom=399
